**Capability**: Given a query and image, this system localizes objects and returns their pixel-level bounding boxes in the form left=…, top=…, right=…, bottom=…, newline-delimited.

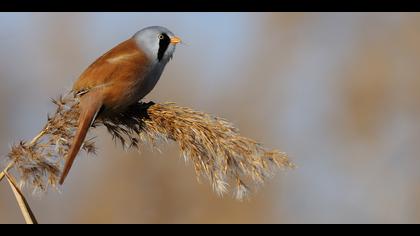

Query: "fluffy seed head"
left=5, top=93, right=294, bottom=199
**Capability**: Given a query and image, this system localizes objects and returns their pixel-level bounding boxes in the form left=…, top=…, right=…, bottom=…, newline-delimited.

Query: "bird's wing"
left=73, top=38, right=149, bottom=94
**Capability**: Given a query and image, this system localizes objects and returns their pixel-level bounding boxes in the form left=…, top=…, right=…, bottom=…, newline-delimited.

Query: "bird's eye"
left=158, top=34, right=164, bottom=40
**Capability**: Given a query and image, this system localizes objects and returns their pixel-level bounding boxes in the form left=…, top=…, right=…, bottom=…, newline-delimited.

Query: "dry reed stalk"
left=2, top=92, right=294, bottom=200
left=4, top=172, right=38, bottom=224
left=0, top=161, right=14, bottom=183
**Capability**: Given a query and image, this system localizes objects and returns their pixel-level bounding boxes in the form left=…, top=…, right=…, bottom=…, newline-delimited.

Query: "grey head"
left=133, top=26, right=180, bottom=64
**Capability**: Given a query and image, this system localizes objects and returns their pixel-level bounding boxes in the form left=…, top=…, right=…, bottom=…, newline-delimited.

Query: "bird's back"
left=73, top=38, right=151, bottom=111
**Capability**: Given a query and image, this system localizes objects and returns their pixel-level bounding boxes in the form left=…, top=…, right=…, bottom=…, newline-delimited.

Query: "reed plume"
left=4, top=92, right=294, bottom=200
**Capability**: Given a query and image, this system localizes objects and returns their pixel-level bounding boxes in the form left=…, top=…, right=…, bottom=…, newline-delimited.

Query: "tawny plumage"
left=59, top=26, right=181, bottom=184
left=73, top=38, right=150, bottom=112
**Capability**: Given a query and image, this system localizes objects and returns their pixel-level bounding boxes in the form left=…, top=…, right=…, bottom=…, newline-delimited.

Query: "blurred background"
left=0, top=12, right=420, bottom=223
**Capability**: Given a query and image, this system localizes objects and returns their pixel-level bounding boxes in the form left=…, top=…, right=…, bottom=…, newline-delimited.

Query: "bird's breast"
left=100, top=62, right=165, bottom=113
left=135, top=62, right=165, bottom=99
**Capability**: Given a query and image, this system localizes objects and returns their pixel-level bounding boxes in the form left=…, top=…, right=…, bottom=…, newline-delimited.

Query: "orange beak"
left=170, top=36, right=182, bottom=45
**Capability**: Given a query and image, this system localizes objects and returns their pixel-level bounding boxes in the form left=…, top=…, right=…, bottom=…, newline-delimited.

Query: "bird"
left=59, top=26, right=181, bottom=185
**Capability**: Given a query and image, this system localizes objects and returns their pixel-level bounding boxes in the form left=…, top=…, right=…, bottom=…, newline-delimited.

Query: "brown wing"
left=73, top=38, right=150, bottom=102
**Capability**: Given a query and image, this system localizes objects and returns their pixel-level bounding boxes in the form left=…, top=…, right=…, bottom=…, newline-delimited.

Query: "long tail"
left=59, top=92, right=103, bottom=185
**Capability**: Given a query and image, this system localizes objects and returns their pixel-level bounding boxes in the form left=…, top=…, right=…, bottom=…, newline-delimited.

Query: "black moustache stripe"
left=157, top=33, right=170, bottom=61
